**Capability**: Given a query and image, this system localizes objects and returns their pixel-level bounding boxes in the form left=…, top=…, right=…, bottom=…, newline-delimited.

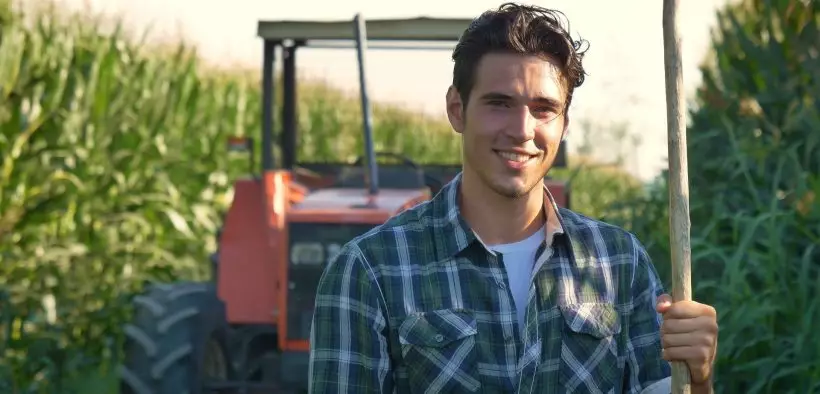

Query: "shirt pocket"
left=558, top=302, right=623, bottom=394
left=398, top=308, right=481, bottom=394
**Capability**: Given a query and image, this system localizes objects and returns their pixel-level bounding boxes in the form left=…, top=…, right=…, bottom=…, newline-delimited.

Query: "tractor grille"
left=286, top=222, right=376, bottom=340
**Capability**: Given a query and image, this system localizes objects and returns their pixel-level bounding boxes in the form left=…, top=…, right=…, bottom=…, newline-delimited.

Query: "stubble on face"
left=449, top=52, right=568, bottom=200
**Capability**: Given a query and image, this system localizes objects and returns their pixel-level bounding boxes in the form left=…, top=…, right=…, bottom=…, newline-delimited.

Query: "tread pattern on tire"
left=119, top=281, right=227, bottom=394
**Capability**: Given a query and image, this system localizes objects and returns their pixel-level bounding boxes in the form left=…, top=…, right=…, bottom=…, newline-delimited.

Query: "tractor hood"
left=287, top=188, right=430, bottom=225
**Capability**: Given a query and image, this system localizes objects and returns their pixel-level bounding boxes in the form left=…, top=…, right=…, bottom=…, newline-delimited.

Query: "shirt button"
left=434, top=334, right=444, bottom=343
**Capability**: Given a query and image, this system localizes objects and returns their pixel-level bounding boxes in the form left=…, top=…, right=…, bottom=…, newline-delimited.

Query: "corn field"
left=0, top=2, right=638, bottom=392
left=607, top=1, right=820, bottom=392
left=2, top=0, right=818, bottom=393
left=0, top=2, right=469, bottom=392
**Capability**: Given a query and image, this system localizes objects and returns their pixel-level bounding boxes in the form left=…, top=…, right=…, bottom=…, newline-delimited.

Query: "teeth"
left=497, top=151, right=531, bottom=162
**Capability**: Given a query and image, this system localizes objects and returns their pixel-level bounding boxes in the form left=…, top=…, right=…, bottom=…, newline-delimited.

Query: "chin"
left=488, top=176, right=538, bottom=199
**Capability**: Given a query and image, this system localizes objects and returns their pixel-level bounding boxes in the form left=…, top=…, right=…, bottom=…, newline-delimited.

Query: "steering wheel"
left=351, top=151, right=444, bottom=194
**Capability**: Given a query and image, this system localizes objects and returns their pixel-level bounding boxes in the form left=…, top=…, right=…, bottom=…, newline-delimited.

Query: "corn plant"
left=0, top=2, right=472, bottom=391
left=688, top=1, right=819, bottom=391
left=609, top=0, right=819, bottom=392
left=0, top=1, right=649, bottom=392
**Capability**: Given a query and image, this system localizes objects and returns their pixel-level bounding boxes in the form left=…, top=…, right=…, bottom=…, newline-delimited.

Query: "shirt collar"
left=431, top=172, right=567, bottom=260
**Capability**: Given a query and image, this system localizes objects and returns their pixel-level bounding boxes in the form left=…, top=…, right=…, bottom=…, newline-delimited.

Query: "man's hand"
left=656, top=294, right=718, bottom=391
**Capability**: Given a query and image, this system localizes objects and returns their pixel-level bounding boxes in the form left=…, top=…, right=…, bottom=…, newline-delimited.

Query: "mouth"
left=494, top=150, right=537, bottom=169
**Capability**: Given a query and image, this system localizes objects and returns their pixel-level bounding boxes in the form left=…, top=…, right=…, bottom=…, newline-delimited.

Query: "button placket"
left=495, top=253, right=509, bottom=290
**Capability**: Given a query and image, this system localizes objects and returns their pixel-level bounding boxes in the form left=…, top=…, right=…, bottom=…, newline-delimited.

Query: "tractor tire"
left=119, top=281, right=233, bottom=394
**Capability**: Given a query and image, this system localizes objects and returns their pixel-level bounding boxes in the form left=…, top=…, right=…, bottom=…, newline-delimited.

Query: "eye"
left=531, top=106, right=558, bottom=118
left=487, top=99, right=510, bottom=107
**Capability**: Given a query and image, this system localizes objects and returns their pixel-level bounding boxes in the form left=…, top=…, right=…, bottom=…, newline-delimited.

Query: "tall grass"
left=0, top=4, right=245, bottom=391
left=607, top=0, right=820, bottom=391
left=683, top=1, right=820, bottom=390
left=0, top=1, right=648, bottom=391
left=0, top=2, right=469, bottom=392
left=0, top=1, right=663, bottom=392
left=9, top=0, right=816, bottom=392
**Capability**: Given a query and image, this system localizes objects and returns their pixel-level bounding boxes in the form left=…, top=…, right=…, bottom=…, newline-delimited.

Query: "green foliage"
left=688, top=1, right=819, bottom=391
left=604, top=172, right=671, bottom=272
left=554, top=119, right=647, bottom=219
left=0, top=3, right=248, bottom=392
left=12, top=0, right=817, bottom=391
left=610, top=0, right=820, bottom=392
left=288, top=78, right=463, bottom=164
left=0, top=2, right=646, bottom=391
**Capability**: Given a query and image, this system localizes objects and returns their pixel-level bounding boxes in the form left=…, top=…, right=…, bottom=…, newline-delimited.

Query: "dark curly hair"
left=451, top=2, right=589, bottom=111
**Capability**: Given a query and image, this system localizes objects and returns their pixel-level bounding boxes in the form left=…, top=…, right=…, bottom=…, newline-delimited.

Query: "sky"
left=55, top=0, right=734, bottom=181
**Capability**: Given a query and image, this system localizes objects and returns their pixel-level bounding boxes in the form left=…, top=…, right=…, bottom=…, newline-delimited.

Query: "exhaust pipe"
left=353, top=13, right=379, bottom=196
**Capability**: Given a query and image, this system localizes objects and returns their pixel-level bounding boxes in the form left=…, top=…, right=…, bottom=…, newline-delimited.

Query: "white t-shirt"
left=487, top=225, right=546, bottom=330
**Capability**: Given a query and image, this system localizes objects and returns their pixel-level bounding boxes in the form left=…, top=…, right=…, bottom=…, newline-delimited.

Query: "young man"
left=309, top=3, right=718, bottom=393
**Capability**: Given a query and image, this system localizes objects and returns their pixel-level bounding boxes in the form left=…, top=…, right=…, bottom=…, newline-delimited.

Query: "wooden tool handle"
left=662, top=0, right=693, bottom=393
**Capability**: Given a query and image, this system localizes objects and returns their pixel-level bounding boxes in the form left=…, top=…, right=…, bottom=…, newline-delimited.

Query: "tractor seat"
left=334, top=166, right=426, bottom=190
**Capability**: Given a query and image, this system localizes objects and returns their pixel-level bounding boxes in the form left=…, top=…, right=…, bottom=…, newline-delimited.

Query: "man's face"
left=447, top=52, right=569, bottom=199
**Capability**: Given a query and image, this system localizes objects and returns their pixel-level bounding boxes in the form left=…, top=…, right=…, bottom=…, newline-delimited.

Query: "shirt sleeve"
left=625, top=236, right=672, bottom=393
left=308, top=242, right=393, bottom=393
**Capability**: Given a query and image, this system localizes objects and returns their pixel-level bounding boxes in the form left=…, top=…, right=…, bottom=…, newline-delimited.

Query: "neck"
left=458, top=169, right=546, bottom=246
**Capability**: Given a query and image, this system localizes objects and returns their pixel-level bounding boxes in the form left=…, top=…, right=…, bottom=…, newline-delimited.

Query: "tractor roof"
left=257, top=16, right=474, bottom=44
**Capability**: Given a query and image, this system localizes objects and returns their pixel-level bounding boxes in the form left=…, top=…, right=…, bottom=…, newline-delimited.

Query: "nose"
left=506, top=105, right=537, bottom=141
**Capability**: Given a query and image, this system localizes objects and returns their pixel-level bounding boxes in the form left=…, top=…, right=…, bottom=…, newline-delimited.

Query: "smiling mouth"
left=495, top=150, right=537, bottom=171
left=496, top=150, right=535, bottom=162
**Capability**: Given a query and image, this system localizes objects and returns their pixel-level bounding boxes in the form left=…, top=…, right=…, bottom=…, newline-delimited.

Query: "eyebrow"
left=478, top=92, right=563, bottom=108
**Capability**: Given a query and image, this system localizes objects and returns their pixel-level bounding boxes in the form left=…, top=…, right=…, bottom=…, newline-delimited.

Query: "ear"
left=446, top=85, right=465, bottom=134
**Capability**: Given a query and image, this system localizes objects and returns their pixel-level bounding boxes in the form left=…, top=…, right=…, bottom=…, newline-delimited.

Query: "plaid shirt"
left=309, top=173, right=672, bottom=393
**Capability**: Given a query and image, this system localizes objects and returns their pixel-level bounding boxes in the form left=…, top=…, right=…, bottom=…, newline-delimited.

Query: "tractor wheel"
left=119, top=281, right=233, bottom=394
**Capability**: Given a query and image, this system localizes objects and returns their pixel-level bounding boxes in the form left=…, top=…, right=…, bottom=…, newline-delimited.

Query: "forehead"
left=472, top=52, right=566, bottom=102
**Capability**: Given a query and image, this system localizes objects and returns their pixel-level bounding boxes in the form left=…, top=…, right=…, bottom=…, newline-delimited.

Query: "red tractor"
left=119, top=14, right=570, bottom=394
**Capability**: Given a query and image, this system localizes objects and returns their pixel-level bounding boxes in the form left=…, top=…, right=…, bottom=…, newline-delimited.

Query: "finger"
left=655, top=294, right=673, bottom=313
left=662, top=345, right=714, bottom=379
left=661, top=345, right=713, bottom=364
left=660, top=332, right=714, bottom=349
left=661, top=348, right=712, bottom=384
left=662, top=316, right=718, bottom=335
left=662, top=301, right=717, bottom=319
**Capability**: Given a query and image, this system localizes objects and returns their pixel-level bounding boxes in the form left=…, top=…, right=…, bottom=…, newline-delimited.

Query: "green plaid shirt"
left=309, top=173, right=672, bottom=393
